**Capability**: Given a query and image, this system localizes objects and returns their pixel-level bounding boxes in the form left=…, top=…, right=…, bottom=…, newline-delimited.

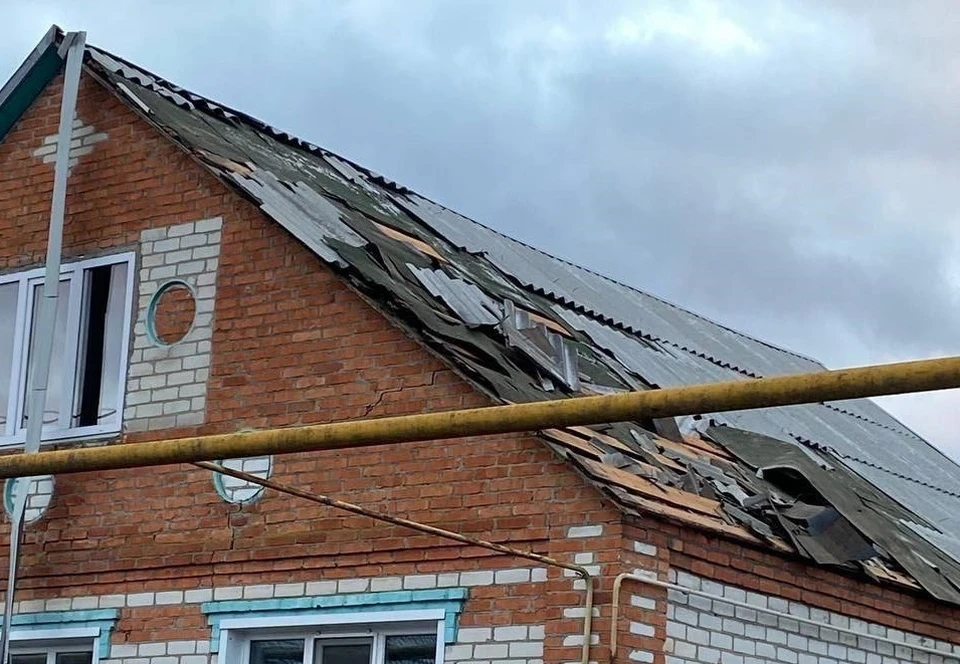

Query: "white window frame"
left=219, top=610, right=446, bottom=664
left=0, top=252, right=135, bottom=446
left=8, top=626, right=99, bottom=664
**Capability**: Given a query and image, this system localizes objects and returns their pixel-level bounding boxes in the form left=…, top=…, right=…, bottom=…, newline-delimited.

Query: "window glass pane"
left=21, top=279, right=71, bottom=429
left=0, top=282, right=18, bottom=433
left=384, top=635, right=436, bottom=664
left=55, top=652, right=93, bottom=664
left=10, top=655, right=46, bottom=664
left=317, top=643, right=371, bottom=664
left=250, top=639, right=305, bottom=664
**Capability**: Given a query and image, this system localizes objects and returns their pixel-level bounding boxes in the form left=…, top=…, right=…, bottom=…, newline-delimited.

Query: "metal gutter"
left=197, top=462, right=595, bottom=664
left=1, top=355, right=960, bottom=479
left=0, top=31, right=84, bottom=664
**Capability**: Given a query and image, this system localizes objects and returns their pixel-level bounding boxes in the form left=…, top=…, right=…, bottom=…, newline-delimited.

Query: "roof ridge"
left=85, top=45, right=345, bottom=160
left=834, top=452, right=960, bottom=501
left=821, top=402, right=923, bottom=441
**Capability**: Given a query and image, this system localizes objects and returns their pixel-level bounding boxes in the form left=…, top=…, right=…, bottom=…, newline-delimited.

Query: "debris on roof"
left=52, top=40, right=960, bottom=603
left=408, top=265, right=501, bottom=328
left=707, top=425, right=960, bottom=603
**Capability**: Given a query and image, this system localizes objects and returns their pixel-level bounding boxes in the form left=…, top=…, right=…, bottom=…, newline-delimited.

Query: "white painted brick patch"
left=566, top=525, right=603, bottom=538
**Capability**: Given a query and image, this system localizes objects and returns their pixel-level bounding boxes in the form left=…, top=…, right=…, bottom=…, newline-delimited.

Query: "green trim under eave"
left=0, top=31, right=66, bottom=142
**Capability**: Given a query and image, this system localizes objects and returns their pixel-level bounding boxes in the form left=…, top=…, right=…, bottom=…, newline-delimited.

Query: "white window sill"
left=0, top=425, right=121, bottom=449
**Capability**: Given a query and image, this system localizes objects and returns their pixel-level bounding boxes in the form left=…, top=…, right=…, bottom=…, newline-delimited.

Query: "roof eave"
left=0, top=25, right=66, bottom=141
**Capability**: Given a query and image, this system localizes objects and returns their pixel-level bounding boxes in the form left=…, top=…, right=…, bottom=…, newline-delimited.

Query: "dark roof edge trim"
left=0, top=25, right=65, bottom=141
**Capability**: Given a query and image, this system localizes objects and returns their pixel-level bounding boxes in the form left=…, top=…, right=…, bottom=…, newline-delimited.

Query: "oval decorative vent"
left=3, top=476, right=55, bottom=524
left=213, top=456, right=272, bottom=504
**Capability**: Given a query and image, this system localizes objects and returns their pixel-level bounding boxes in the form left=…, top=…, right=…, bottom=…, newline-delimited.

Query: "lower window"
left=226, top=620, right=442, bottom=664
left=10, top=645, right=92, bottom=664
left=249, top=634, right=436, bottom=664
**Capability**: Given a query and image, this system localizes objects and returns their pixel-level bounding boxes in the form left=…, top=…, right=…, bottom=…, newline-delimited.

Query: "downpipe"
left=0, top=31, right=85, bottom=664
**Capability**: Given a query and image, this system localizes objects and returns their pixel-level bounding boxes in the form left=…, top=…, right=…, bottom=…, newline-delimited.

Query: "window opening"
left=314, top=639, right=372, bottom=664
left=76, top=265, right=111, bottom=427
left=9, top=638, right=94, bottom=664
left=0, top=253, right=133, bottom=444
left=384, top=635, right=435, bottom=664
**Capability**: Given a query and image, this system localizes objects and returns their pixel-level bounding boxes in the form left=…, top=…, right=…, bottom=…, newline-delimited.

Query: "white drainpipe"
left=0, top=31, right=86, bottom=664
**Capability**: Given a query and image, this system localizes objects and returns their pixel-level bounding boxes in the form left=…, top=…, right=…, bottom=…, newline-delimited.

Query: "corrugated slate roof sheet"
left=70, top=41, right=960, bottom=603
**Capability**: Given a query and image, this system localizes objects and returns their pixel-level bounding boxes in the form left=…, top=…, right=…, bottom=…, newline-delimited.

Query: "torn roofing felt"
left=5, top=28, right=960, bottom=602
left=706, top=425, right=960, bottom=604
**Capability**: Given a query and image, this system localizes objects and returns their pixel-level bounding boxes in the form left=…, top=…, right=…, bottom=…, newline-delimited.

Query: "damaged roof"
left=5, top=27, right=960, bottom=604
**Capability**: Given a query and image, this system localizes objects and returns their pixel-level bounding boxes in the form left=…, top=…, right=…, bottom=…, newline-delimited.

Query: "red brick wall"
left=0, top=70, right=622, bottom=659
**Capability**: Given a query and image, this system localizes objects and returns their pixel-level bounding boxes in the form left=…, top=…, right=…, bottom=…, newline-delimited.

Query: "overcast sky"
left=3, top=1, right=959, bottom=460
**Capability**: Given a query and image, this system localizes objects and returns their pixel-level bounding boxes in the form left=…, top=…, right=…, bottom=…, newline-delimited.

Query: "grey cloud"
left=2, top=0, right=958, bottom=456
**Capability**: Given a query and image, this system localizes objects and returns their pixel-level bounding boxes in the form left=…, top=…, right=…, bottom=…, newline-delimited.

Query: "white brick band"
left=22, top=572, right=550, bottom=664
left=14, top=568, right=549, bottom=614
left=101, top=640, right=213, bottom=664
left=446, top=625, right=545, bottom=664
left=665, top=572, right=960, bottom=664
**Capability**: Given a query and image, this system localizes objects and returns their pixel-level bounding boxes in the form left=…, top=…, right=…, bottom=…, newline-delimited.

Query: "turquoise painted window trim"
left=0, top=609, right=119, bottom=659
left=202, top=588, right=469, bottom=653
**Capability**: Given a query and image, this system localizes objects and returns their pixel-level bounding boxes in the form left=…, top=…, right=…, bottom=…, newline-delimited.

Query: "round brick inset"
left=148, top=280, right=196, bottom=345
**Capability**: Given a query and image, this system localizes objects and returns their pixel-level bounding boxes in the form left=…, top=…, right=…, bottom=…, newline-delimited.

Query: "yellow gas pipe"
left=0, top=355, right=957, bottom=478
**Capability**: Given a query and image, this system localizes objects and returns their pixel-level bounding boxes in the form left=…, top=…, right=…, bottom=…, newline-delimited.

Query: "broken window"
left=0, top=253, right=134, bottom=444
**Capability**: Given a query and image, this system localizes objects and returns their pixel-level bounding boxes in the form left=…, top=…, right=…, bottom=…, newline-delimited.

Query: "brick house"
left=1, top=25, right=959, bottom=664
